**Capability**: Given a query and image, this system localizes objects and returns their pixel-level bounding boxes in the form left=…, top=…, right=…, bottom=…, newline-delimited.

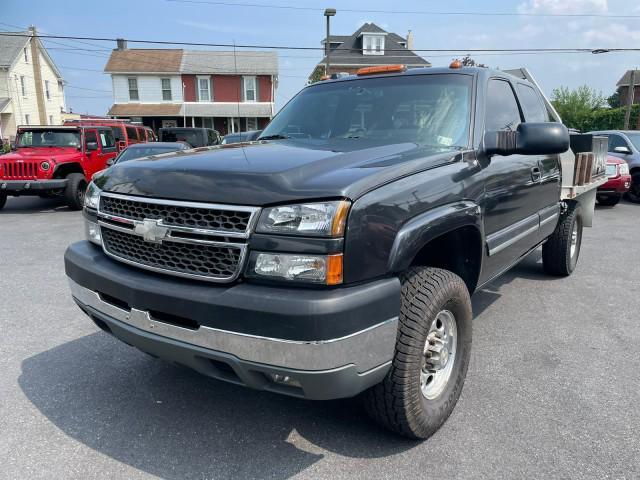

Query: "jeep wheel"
left=0, top=193, right=6, bottom=210
left=64, top=173, right=87, bottom=211
left=364, top=267, right=472, bottom=439
left=542, top=202, right=582, bottom=276
left=596, top=194, right=620, bottom=207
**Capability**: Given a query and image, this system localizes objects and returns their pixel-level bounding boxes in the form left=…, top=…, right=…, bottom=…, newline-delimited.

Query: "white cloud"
left=518, top=0, right=608, bottom=15
left=176, top=20, right=264, bottom=36
left=582, top=23, right=640, bottom=45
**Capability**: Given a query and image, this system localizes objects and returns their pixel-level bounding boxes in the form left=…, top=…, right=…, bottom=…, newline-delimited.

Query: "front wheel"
left=64, top=173, right=87, bottom=211
left=625, top=173, right=640, bottom=203
left=542, top=202, right=582, bottom=276
left=364, top=267, right=472, bottom=439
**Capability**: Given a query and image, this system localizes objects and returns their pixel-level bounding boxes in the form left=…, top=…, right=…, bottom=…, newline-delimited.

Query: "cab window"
left=84, top=130, right=98, bottom=149
left=485, top=79, right=522, bottom=131
left=516, top=84, right=550, bottom=122
left=607, top=134, right=630, bottom=152
left=125, top=126, right=139, bottom=142
left=99, top=129, right=116, bottom=151
left=111, top=126, right=125, bottom=142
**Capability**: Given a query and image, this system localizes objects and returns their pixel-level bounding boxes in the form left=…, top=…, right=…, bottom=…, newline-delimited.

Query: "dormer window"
left=362, top=34, right=384, bottom=55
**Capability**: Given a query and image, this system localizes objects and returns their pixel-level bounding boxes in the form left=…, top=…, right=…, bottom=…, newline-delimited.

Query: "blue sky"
left=3, top=0, right=640, bottom=115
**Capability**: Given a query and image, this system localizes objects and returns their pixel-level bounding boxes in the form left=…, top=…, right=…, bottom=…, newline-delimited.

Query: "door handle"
left=531, top=166, right=541, bottom=182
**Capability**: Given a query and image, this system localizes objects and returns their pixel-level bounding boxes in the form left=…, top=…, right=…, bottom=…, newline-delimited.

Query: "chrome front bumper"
left=69, top=278, right=397, bottom=385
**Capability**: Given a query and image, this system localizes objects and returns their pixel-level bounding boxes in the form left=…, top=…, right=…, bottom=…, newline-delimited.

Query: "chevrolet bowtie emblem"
left=133, top=218, right=169, bottom=243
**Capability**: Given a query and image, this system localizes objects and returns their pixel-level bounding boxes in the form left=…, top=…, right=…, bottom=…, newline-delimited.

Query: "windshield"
left=626, top=133, right=640, bottom=151
left=116, top=146, right=185, bottom=163
left=161, top=130, right=202, bottom=147
left=17, top=130, right=80, bottom=148
left=261, top=74, right=472, bottom=149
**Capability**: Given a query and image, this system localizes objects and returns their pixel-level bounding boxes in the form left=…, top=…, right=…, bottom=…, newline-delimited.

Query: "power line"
left=165, top=0, right=640, bottom=19
left=1, top=32, right=637, bottom=54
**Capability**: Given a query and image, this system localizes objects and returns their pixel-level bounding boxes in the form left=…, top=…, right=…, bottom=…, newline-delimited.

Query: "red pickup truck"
left=0, top=125, right=118, bottom=210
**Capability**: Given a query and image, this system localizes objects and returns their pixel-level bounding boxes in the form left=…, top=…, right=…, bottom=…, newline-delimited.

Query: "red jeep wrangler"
left=0, top=125, right=118, bottom=210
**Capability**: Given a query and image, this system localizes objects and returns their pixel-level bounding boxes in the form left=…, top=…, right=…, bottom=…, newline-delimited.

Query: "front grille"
left=102, top=228, right=243, bottom=280
left=1, top=160, right=39, bottom=179
left=100, top=195, right=251, bottom=234
left=97, top=193, right=258, bottom=283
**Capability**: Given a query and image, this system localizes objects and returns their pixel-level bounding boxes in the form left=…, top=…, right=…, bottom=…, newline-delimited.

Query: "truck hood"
left=2, top=147, right=81, bottom=163
left=95, top=140, right=462, bottom=205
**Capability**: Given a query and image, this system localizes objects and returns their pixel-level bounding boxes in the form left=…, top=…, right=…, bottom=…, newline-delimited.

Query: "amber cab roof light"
left=356, top=64, right=406, bottom=76
left=449, top=59, right=463, bottom=69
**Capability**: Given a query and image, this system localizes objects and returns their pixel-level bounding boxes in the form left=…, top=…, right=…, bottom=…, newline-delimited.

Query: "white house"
left=0, top=27, right=66, bottom=141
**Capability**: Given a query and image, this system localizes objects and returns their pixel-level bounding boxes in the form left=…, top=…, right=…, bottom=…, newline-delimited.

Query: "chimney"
left=116, top=38, right=127, bottom=50
left=28, top=25, right=36, bottom=36
left=406, top=30, right=414, bottom=50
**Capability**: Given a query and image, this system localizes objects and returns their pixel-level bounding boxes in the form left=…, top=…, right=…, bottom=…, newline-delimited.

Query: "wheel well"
left=53, top=162, right=85, bottom=179
left=630, top=167, right=640, bottom=176
left=410, top=226, right=482, bottom=293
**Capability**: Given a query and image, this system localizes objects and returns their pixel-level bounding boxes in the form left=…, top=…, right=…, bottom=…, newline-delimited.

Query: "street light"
left=324, top=8, right=336, bottom=77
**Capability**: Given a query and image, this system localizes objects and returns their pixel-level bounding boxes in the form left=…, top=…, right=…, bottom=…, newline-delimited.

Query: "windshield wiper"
left=259, top=134, right=290, bottom=140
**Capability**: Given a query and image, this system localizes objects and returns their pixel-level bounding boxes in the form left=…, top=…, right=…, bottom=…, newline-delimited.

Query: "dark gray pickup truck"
left=65, top=65, right=604, bottom=439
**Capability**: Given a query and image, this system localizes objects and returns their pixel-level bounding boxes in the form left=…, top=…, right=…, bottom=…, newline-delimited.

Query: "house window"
left=363, top=35, right=384, bottom=55
left=20, top=76, right=26, bottom=96
left=243, top=76, right=257, bottom=102
left=128, top=78, right=139, bottom=101
left=24, top=47, right=28, bottom=63
left=24, top=114, right=30, bottom=125
left=49, top=115, right=53, bottom=125
left=198, top=76, right=211, bottom=102
left=161, top=78, right=172, bottom=101
left=45, top=80, right=50, bottom=100
left=246, top=117, right=258, bottom=130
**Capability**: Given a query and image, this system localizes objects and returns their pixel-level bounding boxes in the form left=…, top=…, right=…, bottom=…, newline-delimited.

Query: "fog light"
left=268, top=373, right=301, bottom=388
left=85, top=220, right=101, bottom=245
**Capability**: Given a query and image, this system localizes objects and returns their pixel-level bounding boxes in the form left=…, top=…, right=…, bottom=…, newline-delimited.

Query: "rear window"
left=161, top=129, right=204, bottom=147
left=516, top=84, right=551, bottom=123
left=111, top=126, right=125, bottom=141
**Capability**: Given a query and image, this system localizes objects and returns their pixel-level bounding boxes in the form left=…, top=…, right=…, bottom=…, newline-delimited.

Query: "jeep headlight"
left=84, top=181, right=101, bottom=210
left=256, top=200, right=350, bottom=237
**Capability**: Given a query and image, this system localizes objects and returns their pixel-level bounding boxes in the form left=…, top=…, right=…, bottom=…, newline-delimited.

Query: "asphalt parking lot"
left=1, top=195, right=639, bottom=480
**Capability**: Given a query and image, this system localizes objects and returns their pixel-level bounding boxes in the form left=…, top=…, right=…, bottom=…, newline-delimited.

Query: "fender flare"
left=387, top=200, right=483, bottom=273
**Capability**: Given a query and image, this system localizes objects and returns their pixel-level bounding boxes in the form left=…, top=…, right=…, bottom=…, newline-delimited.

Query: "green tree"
left=308, top=65, right=326, bottom=84
left=607, top=90, right=620, bottom=108
left=551, top=85, right=606, bottom=131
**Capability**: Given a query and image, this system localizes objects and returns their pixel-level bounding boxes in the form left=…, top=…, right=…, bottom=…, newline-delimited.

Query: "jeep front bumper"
left=65, top=241, right=400, bottom=400
left=1, top=179, right=67, bottom=194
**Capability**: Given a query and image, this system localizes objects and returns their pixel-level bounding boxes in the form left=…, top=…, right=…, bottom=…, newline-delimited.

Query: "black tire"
left=364, top=267, right=472, bottom=439
left=0, top=193, right=6, bottom=210
left=542, top=202, right=582, bottom=276
left=625, top=172, right=640, bottom=203
left=596, top=194, right=621, bottom=207
left=64, top=173, right=87, bottom=211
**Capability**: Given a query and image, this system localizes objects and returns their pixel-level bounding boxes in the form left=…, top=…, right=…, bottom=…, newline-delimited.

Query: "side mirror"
left=106, top=158, right=115, bottom=167
left=484, top=122, right=569, bottom=157
left=614, top=146, right=631, bottom=155
left=86, top=141, right=98, bottom=151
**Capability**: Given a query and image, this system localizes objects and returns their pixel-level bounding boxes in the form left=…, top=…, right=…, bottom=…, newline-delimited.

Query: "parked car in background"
left=64, top=119, right=155, bottom=150
left=107, top=142, right=191, bottom=166
left=221, top=130, right=263, bottom=144
left=159, top=127, right=220, bottom=148
left=588, top=130, right=640, bottom=202
left=0, top=125, right=118, bottom=210
left=596, top=156, right=631, bottom=206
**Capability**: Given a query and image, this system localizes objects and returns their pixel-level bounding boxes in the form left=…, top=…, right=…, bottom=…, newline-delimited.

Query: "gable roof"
left=318, top=23, right=429, bottom=68
left=0, top=31, right=63, bottom=80
left=0, top=32, right=29, bottom=68
left=104, top=49, right=184, bottom=73
left=181, top=51, right=278, bottom=75
left=617, top=70, right=640, bottom=87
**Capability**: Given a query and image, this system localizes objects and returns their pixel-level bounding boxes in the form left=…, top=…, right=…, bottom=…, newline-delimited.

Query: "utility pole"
left=29, top=26, right=47, bottom=125
left=324, top=9, right=336, bottom=77
left=624, top=69, right=636, bottom=130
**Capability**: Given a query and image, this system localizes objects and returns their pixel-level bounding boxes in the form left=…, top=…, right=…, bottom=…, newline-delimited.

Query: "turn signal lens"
left=326, top=254, right=343, bottom=285
left=356, top=64, right=406, bottom=76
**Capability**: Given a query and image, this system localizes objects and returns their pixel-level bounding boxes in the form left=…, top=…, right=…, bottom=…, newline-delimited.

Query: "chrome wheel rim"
left=421, top=309, right=457, bottom=400
left=570, top=221, right=578, bottom=258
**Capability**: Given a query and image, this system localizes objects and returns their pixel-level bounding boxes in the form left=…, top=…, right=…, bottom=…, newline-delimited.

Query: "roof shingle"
left=104, top=49, right=184, bottom=73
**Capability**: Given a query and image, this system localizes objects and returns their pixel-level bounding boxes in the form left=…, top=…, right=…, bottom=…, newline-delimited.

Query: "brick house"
left=616, top=70, right=640, bottom=107
left=313, top=23, right=430, bottom=78
left=0, top=27, right=66, bottom=141
left=105, top=41, right=277, bottom=134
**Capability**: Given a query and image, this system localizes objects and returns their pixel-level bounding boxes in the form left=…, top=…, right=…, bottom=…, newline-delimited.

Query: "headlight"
left=249, top=252, right=343, bottom=285
left=619, top=163, right=630, bottom=175
left=256, top=200, right=350, bottom=237
left=84, top=181, right=101, bottom=210
left=84, top=219, right=102, bottom=245
left=40, top=161, right=50, bottom=171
